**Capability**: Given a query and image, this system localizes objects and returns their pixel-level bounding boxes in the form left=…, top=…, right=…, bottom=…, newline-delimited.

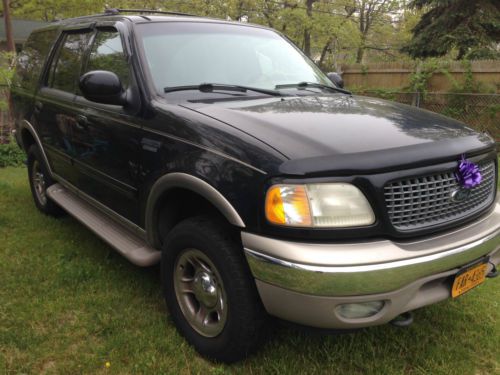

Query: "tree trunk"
left=356, top=46, right=365, bottom=63
left=456, top=46, right=467, bottom=60
left=303, top=0, right=316, bottom=58
left=319, top=37, right=334, bottom=68
left=304, top=29, right=312, bottom=57
left=2, top=0, right=15, bottom=52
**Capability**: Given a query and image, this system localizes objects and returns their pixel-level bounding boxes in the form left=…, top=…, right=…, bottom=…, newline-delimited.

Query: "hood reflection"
left=184, top=94, right=480, bottom=159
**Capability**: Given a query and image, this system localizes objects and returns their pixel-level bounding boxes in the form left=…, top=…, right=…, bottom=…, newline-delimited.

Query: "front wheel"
left=161, top=216, right=268, bottom=363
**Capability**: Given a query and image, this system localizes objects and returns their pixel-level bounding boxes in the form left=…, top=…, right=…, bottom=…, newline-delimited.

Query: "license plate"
left=451, top=258, right=489, bottom=298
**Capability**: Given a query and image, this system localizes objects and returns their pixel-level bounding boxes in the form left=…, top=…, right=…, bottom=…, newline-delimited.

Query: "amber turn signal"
left=265, top=185, right=312, bottom=226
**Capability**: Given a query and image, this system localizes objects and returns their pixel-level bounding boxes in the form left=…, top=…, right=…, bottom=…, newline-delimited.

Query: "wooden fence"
left=341, top=60, right=500, bottom=92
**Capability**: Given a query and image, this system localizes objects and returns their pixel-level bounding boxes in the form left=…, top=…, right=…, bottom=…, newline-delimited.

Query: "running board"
left=47, top=184, right=161, bottom=267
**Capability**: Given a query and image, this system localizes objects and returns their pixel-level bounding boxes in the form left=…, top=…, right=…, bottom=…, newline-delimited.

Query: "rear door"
left=11, top=28, right=59, bottom=134
left=71, top=24, right=143, bottom=224
left=34, top=26, right=93, bottom=186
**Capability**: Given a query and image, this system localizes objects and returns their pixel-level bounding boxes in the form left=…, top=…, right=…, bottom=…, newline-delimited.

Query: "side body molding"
left=20, top=119, right=54, bottom=178
left=146, top=173, right=246, bottom=248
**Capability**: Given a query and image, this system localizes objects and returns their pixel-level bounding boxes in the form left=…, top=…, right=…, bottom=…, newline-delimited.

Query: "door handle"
left=75, top=115, right=88, bottom=130
left=34, top=101, right=43, bottom=114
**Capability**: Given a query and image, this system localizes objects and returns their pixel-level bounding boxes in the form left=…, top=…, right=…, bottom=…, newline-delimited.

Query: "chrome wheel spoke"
left=214, top=293, right=225, bottom=318
left=178, top=279, right=195, bottom=294
left=32, top=161, right=47, bottom=205
left=195, top=305, right=210, bottom=327
left=187, top=255, right=211, bottom=274
left=197, top=259, right=212, bottom=274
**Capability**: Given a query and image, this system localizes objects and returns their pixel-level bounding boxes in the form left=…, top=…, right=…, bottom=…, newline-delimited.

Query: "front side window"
left=135, top=22, right=333, bottom=94
left=86, top=29, right=130, bottom=89
left=48, top=31, right=92, bottom=93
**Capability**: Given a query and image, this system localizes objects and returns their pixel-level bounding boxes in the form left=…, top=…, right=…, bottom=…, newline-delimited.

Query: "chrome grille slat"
left=384, top=161, right=496, bottom=230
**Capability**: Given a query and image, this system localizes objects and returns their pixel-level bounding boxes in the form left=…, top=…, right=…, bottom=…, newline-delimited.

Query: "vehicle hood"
left=181, top=94, right=495, bottom=176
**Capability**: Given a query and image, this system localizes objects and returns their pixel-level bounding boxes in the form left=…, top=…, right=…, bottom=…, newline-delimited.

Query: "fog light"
left=336, top=301, right=385, bottom=319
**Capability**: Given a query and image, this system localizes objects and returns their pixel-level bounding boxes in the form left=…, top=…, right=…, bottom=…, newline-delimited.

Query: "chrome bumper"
left=243, top=202, right=500, bottom=328
left=244, top=204, right=500, bottom=296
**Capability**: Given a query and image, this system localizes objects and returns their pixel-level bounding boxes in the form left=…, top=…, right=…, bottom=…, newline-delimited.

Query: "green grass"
left=0, top=165, right=499, bottom=375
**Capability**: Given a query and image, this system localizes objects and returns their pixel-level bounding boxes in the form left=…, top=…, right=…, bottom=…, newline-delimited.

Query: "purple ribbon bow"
left=455, top=155, right=482, bottom=189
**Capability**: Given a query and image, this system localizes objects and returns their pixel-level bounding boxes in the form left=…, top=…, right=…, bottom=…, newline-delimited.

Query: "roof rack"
left=104, top=8, right=197, bottom=17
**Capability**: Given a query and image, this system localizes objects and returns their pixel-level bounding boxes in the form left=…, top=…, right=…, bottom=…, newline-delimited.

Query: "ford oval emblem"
left=450, top=188, right=471, bottom=203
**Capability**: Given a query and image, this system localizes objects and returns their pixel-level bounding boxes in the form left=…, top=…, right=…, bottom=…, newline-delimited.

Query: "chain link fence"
left=356, top=91, right=500, bottom=142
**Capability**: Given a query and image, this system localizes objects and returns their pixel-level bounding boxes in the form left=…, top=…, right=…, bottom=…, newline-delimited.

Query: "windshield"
left=135, top=22, right=334, bottom=94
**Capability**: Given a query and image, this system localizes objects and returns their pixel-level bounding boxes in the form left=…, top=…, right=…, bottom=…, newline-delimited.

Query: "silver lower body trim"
left=53, top=173, right=147, bottom=241
left=47, top=183, right=160, bottom=267
left=255, top=254, right=499, bottom=329
left=243, top=202, right=500, bottom=296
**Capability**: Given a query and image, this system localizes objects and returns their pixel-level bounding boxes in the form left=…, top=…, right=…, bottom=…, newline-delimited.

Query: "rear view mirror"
left=327, top=72, right=344, bottom=89
left=79, top=70, right=127, bottom=106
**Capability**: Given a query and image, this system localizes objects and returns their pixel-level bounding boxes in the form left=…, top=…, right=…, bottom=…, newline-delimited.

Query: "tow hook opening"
left=390, top=311, right=414, bottom=327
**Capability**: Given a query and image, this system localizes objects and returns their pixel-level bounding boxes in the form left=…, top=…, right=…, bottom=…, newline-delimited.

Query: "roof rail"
left=104, top=8, right=197, bottom=17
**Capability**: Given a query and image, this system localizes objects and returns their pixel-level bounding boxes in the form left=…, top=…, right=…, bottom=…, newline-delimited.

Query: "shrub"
left=0, top=137, right=25, bottom=167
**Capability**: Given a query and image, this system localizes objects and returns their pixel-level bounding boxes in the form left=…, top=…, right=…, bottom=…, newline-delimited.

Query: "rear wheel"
left=27, top=145, right=63, bottom=216
left=161, top=216, right=268, bottom=363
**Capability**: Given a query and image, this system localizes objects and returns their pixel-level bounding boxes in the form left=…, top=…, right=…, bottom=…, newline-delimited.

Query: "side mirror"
left=327, top=72, right=344, bottom=89
left=79, top=70, right=126, bottom=106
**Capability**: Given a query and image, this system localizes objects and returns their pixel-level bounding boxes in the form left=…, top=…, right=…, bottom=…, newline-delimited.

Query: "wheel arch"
left=146, top=173, right=245, bottom=248
left=20, top=120, right=54, bottom=178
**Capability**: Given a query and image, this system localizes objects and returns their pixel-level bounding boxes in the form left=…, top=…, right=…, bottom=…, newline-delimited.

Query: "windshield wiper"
left=275, top=82, right=351, bottom=95
left=164, top=83, right=283, bottom=96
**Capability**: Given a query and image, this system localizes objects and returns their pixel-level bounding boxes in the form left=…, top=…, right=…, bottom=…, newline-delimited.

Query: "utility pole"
left=2, top=0, right=15, bottom=52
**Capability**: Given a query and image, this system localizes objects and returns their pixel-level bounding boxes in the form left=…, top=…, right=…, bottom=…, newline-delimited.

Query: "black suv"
left=11, top=9, right=500, bottom=362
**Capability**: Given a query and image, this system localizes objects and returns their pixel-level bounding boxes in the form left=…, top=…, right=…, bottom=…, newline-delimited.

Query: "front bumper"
left=243, top=202, right=500, bottom=329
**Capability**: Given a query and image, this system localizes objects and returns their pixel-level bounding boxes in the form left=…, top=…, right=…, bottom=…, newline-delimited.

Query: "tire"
left=27, top=144, right=63, bottom=216
left=161, top=215, right=268, bottom=363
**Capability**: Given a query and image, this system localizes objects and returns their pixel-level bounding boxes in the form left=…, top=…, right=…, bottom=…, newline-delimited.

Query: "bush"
left=0, top=137, right=25, bottom=167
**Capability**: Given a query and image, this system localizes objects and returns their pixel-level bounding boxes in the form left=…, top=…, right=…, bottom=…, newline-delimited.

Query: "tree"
left=351, top=0, right=401, bottom=63
left=302, top=0, right=318, bottom=57
left=1, top=0, right=425, bottom=67
left=5, top=0, right=101, bottom=21
left=403, top=0, right=500, bottom=60
left=2, top=0, right=14, bottom=52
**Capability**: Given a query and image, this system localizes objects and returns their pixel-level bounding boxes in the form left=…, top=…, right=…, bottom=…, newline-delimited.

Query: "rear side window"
left=85, top=29, right=130, bottom=89
left=15, top=29, right=58, bottom=91
left=47, top=31, right=92, bottom=93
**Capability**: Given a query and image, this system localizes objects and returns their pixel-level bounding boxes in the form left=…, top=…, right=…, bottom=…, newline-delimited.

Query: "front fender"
left=145, top=172, right=246, bottom=248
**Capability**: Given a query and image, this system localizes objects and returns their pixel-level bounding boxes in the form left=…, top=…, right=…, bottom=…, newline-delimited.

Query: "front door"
left=35, top=28, right=93, bottom=186
left=71, top=26, right=142, bottom=224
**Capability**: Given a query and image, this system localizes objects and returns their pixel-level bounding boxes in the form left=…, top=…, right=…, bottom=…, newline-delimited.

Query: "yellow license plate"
left=451, top=259, right=489, bottom=298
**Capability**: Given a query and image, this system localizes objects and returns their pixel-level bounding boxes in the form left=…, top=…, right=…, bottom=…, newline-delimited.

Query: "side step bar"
left=47, top=184, right=161, bottom=267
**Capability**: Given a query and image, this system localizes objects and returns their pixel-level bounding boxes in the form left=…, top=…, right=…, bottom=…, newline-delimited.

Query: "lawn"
left=0, top=165, right=499, bottom=375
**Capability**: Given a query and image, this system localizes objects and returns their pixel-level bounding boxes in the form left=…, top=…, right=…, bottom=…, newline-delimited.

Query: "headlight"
left=265, top=183, right=375, bottom=228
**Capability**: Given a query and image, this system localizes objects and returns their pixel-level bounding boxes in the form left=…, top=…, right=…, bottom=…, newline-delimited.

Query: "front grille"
left=385, top=161, right=496, bottom=231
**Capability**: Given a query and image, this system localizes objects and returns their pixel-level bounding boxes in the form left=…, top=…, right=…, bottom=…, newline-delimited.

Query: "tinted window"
left=15, top=29, right=58, bottom=91
left=86, top=29, right=129, bottom=89
left=48, top=32, right=92, bottom=93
